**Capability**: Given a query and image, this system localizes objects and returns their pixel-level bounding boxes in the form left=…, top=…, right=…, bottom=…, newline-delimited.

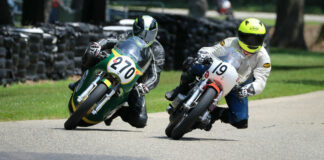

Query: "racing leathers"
left=78, top=38, right=165, bottom=128
left=166, top=37, right=271, bottom=129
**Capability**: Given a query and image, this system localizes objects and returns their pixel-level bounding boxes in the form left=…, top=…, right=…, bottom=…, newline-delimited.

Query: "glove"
left=97, top=51, right=110, bottom=59
left=135, top=83, right=149, bottom=96
left=197, top=50, right=211, bottom=64
left=88, top=42, right=102, bottom=56
left=237, top=84, right=255, bottom=98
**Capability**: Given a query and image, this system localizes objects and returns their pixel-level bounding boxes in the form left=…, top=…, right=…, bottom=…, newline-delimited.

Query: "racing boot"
left=104, top=111, right=120, bottom=126
left=204, top=106, right=227, bottom=131
left=165, top=68, right=195, bottom=101
left=165, top=86, right=182, bottom=101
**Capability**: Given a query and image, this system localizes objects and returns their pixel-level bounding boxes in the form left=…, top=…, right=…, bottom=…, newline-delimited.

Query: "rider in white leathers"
left=166, top=18, right=271, bottom=130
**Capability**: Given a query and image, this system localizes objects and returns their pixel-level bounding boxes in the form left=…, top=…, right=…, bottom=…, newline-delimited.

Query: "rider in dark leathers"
left=69, top=15, right=165, bottom=128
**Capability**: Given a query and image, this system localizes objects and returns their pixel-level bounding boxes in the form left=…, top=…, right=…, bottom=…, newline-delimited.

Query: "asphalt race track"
left=1, top=91, right=324, bottom=160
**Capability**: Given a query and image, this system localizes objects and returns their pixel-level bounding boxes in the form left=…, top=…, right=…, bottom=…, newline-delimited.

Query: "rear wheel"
left=64, top=83, right=108, bottom=130
left=171, top=88, right=217, bottom=140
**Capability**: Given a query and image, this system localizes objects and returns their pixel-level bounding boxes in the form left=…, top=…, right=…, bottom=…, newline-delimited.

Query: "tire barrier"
left=0, top=14, right=270, bottom=86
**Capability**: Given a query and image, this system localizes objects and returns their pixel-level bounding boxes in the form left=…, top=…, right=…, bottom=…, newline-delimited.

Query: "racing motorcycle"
left=165, top=50, right=244, bottom=140
left=64, top=36, right=152, bottom=130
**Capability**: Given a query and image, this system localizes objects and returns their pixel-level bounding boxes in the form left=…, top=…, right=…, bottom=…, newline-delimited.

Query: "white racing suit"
left=180, top=37, right=271, bottom=129
left=198, top=37, right=271, bottom=95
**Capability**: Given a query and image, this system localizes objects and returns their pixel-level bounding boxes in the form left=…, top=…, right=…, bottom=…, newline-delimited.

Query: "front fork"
left=77, top=72, right=105, bottom=103
left=76, top=72, right=120, bottom=115
left=183, top=79, right=208, bottom=111
left=91, top=83, right=120, bottom=115
left=200, top=90, right=223, bottom=123
left=167, top=79, right=208, bottom=115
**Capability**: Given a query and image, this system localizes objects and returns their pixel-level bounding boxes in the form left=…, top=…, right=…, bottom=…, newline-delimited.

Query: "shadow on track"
left=53, top=128, right=142, bottom=133
left=153, top=136, right=238, bottom=142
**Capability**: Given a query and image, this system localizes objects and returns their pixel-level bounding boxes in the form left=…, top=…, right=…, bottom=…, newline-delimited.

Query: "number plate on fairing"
left=206, top=58, right=238, bottom=95
left=107, top=56, right=136, bottom=84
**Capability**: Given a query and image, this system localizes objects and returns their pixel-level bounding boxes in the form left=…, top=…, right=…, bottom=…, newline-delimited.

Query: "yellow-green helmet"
left=238, top=18, right=266, bottom=54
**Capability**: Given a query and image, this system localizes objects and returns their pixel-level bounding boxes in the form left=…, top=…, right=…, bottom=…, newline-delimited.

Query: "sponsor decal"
left=263, top=63, right=271, bottom=68
left=204, top=70, right=209, bottom=78
left=220, top=41, right=225, bottom=46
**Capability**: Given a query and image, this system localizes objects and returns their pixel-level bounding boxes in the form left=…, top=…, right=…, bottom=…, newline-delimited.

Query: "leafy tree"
left=188, top=0, right=208, bottom=18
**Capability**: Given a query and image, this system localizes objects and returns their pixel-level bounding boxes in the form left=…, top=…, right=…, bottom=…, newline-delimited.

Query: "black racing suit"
left=81, top=38, right=165, bottom=128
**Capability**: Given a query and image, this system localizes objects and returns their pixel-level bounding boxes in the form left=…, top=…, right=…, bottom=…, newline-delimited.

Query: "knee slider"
left=129, top=115, right=147, bottom=128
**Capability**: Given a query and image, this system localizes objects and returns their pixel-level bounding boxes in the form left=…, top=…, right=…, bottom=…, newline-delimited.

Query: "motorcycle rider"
left=69, top=15, right=165, bottom=128
left=165, top=18, right=271, bottom=130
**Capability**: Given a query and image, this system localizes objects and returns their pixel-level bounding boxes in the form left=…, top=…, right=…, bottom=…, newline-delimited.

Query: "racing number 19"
left=212, top=62, right=227, bottom=75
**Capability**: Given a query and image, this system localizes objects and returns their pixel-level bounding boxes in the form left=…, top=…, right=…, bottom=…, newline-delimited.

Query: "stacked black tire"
left=0, top=35, right=7, bottom=85
left=0, top=14, right=270, bottom=86
left=39, top=23, right=74, bottom=80
left=0, top=27, right=31, bottom=85
left=28, top=33, right=43, bottom=81
left=68, top=23, right=91, bottom=75
left=17, top=34, right=30, bottom=83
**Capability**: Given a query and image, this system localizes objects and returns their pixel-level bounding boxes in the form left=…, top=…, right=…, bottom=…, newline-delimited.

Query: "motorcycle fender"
left=102, top=78, right=112, bottom=88
left=207, top=83, right=221, bottom=96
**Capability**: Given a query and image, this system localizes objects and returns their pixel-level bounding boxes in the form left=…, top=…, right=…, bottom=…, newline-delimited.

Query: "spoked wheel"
left=64, top=83, right=108, bottom=130
left=171, top=88, right=217, bottom=140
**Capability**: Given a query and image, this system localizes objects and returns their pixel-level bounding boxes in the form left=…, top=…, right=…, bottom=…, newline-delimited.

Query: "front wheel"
left=165, top=110, right=185, bottom=137
left=171, top=87, right=217, bottom=140
left=64, top=83, right=108, bottom=130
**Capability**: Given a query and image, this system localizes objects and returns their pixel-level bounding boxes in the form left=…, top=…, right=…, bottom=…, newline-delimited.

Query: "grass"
left=0, top=80, right=72, bottom=121
left=257, top=18, right=322, bottom=27
left=1, top=47, right=324, bottom=121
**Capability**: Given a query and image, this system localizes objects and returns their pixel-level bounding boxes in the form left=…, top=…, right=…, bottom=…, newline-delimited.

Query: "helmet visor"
left=138, top=29, right=157, bottom=45
left=238, top=31, right=265, bottom=46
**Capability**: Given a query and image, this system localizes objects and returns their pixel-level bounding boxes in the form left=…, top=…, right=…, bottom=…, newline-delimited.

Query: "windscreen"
left=217, top=47, right=251, bottom=81
left=114, top=36, right=152, bottom=71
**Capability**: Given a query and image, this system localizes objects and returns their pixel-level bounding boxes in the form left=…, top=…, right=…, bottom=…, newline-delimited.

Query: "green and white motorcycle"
left=64, top=36, right=152, bottom=130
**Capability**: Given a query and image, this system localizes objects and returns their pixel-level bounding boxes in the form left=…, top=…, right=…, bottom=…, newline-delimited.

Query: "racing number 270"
left=111, top=57, right=135, bottom=79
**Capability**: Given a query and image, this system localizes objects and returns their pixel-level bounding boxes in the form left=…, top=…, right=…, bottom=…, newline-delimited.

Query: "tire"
left=54, top=53, right=65, bottom=61
left=29, top=34, right=42, bottom=43
left=0, top=47, right=6, bottom=58
left=76, top=35, right=90, bottom=46
left=29, top=52, right=39, bottom=63
left=74, top=46, right=87, bottom=57
left=171, top=88, right=217, bottom=140
left=64, top=83, right=108, bottom=130
left=44, top=45, right=57, bottom=52
left=57, top=43, right=67, bottom=52
left=6, top=59, right=14, bottom=69
left=30, top=43, right=41, bottom=53
left=0, top=68, right=7, bottom=78
left=19, top=50, right=28, bottom=58
left=74, top=57, right=82, bottom=68
left=0, top=35, right=3, bottom=46
left=0, top=58, right=6, bottom=68
left=66, top=51, right=74, bottom=59
left=165, top=111, right=185, bottom=138
left=37, top=61, right=46, bottom=73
